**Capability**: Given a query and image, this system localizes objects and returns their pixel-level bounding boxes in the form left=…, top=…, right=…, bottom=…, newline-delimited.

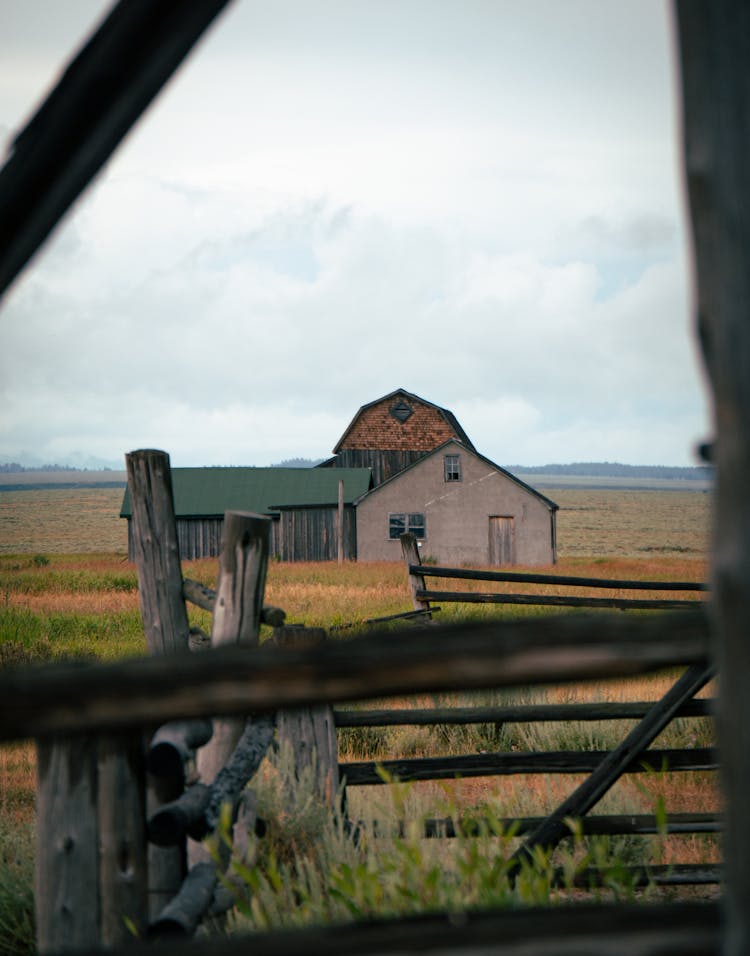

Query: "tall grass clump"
left=0, top=822, right=34, bottom=956
left=214, top=748, right=664, bottom=938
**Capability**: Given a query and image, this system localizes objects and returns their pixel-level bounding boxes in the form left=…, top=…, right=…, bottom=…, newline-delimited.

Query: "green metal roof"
left=120, top=467, right=372, bottom=518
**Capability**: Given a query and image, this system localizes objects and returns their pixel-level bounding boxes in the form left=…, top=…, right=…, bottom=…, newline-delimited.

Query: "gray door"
left=489, top=516, right=516, bottom=565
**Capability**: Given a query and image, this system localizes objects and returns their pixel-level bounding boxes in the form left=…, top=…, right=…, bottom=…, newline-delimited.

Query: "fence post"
left=274, top=626, right=340, bottom=806
left=190, top=511, right=271, bottom=867
left=401, top=532, right=431, bottom=613
left=126, top=448, right=191, bottom=919
left=35, top=735, right=99, bottom=954
left=97, top=732, right=148, bottom=945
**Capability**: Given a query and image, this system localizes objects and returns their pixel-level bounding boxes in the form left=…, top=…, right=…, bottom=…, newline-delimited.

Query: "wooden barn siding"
left=128, top=518, right=282, bottom=561
left=279, top=506, right=356, bottom=561
left=333, top=448, right=427, bottom=487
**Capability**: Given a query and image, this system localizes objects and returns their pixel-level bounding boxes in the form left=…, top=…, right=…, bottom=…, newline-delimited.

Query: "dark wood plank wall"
left=331, top=449, right=426, bottom=486
left=279, top=506, right=356, bottom=561
left=127, top=518, right=282, bottom=561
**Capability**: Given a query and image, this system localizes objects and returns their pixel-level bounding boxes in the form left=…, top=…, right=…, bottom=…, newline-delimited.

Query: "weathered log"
left=196, top=512, right=270, bottom=787
left=333, top=699, right=715, bottom=727
left=191, top=512, right=270, bottom=871
left=676, top=4, right=750, bottom=952
left=97, top=733, right=148, bottom=946
left=36, top=900, right=722, bottom=956
left=183, top=578, right=285, bottom=627
left=147, top=719, right=213, bottom=782
left=35, top=735, right=99, bottom=954
left=0, top=0, right=232, bottom=301
left=412, top=565, right=708, bottom=592
left=148, top=783, right=212, bottom=846
left=125, top=450, right=190, bottom=655
left=401, top=533, right=431, bottom=613
left=511, top=664, right=714, bottom=870
left=384, top=812, right=722, bottom=840
left=340, top=747, right=717, bottom=786
left=126, top=449, right=189, bottom=918
left=150, top=718, right=274, bottom=846
left=416, top=589, right=701, bottom=610
left=203, top=715, right=275, bottom=834
left=0, top=612, right=712, bottom=742
left=148, top=862, right=217, bottom=938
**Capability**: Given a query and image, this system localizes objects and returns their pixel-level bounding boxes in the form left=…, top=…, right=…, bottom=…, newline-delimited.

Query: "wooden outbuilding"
left=120, top=467, right=372, bottom=561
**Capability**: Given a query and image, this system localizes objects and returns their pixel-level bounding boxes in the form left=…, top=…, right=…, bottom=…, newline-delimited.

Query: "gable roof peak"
left=333, top=388, right=476, bottom=453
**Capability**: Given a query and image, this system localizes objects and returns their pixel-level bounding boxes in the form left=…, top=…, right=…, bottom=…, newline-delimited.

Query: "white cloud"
left=0, top=1, right=710, bottom=468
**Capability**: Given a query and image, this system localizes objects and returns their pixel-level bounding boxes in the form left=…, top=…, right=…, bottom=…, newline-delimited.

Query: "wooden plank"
left=0, top=0, right=232, bottom=300
left=333, top=698, right=715, bottom=726
left=511, top=664, right=714, bottom=870
left=412, top=565, right=708, bottom=592
left=416, top=589, right=701, bottom=610
left=125, top=450, right=190, bottom=655
left=191, top=512, right=270, bottom=869
left=0, top=612, right=711, bottom=741
left=676, top=5, right=750, bottom=951
left=97, top=733, right=148, bottom=946
left=36, top=901, right=721, bottom=956
left=126, top=449, right=189, bottom=918
left=339, top=747, right=717, bottom=786
left=274, top=627, right=339, bottom=806
left=401, top=533, right=430, bottom=612
left=412, top=812, right=722, bottom=839
left=182, top=578, right=285, bottom=626
left=35, top=735, right=99, bottom=954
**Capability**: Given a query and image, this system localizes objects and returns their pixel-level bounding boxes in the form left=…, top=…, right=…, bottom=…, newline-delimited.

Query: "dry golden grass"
left=0, top=486, right=717, bottom=884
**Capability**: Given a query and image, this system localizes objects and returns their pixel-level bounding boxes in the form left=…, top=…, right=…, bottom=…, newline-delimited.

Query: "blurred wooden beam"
left=0, top=0, right=232, bottom=300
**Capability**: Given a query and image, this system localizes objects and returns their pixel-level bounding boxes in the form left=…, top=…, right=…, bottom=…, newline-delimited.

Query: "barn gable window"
left=444, top=454, right=461, bottom=482
left=389, top=512, right=425, bottom=539
left=390, top=400, right=413, bottom=423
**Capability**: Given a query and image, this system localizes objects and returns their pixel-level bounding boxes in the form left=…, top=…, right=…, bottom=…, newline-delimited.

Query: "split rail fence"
left=0, top=449, right=721, bottom=955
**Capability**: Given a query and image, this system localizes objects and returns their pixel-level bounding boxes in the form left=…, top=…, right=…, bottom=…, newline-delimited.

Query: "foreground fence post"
left=126, top=448, right=191, bottom=919
left=190, top=511, right=271, bottom=871
left=274, top=626, right=340, bottom=806
left=35, top=735, right=99, bottom=954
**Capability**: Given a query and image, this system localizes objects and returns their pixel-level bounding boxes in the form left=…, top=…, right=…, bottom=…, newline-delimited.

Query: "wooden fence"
left=400, top=533, right=708, bottom=615
left=0, top=1, right=747, bottom=952
left=0, top=448, right=721, bottom=955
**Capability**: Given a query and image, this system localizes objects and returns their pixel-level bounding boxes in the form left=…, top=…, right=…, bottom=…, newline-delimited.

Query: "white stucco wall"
left=355, top=441, right=556, bottom=566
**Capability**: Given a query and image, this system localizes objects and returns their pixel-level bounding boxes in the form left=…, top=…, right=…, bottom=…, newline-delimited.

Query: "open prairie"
left=0, top=484, right=711, bottom=557
left=0, top=482, right=716, bottom=938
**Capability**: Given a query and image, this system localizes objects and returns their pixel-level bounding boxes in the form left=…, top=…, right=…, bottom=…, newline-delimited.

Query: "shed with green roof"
left=120, top=467, right=372, bottom=560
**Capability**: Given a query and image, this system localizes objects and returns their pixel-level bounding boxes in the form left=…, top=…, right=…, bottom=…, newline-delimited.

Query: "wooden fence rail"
left=401, top=535, right=708, bottom=613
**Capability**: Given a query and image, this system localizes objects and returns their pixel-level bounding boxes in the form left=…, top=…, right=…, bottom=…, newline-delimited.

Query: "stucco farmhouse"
left=120, top=388, right=557, bottom=565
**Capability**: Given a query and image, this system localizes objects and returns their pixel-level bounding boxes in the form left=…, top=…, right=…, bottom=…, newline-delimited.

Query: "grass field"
left=0, top=485, right=712, bottom=557
left=0, top=485, right=716, bottom=948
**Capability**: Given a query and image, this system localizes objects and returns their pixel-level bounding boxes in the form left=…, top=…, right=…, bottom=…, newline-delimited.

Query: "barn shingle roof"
left=120, top=467, right=372, bottom=519
left=332, top=388, right=476, bottom=453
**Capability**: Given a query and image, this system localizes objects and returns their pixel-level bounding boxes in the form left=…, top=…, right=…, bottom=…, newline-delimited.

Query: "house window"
left=444, top=454, right=461, bottom=482
left=389, top=512, right=426, bottom=539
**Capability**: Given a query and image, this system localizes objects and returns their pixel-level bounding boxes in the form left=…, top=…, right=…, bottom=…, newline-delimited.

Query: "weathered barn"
left=355, top=438, right=558, bottom=566
left=321, top=388, right=476, bottom=486
left=120, top=467, right=372, bottom=561
left=120, top=389, right=556, bottom=565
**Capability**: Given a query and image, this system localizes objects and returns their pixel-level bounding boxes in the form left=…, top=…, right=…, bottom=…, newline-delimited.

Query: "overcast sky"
left=0, top=0, right=710, bottom=469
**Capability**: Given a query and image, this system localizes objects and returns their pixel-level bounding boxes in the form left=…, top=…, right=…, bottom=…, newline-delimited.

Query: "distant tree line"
left=504, top=461, right=714, bottom=480
left=0, top=463, right=115, bottom=473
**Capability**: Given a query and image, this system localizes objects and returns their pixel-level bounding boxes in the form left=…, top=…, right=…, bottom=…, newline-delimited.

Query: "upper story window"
left=444, top=454, right=461, bottom=482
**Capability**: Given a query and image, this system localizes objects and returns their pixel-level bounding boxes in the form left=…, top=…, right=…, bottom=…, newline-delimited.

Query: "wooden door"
left=489, top=516, right=515, bottom=565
